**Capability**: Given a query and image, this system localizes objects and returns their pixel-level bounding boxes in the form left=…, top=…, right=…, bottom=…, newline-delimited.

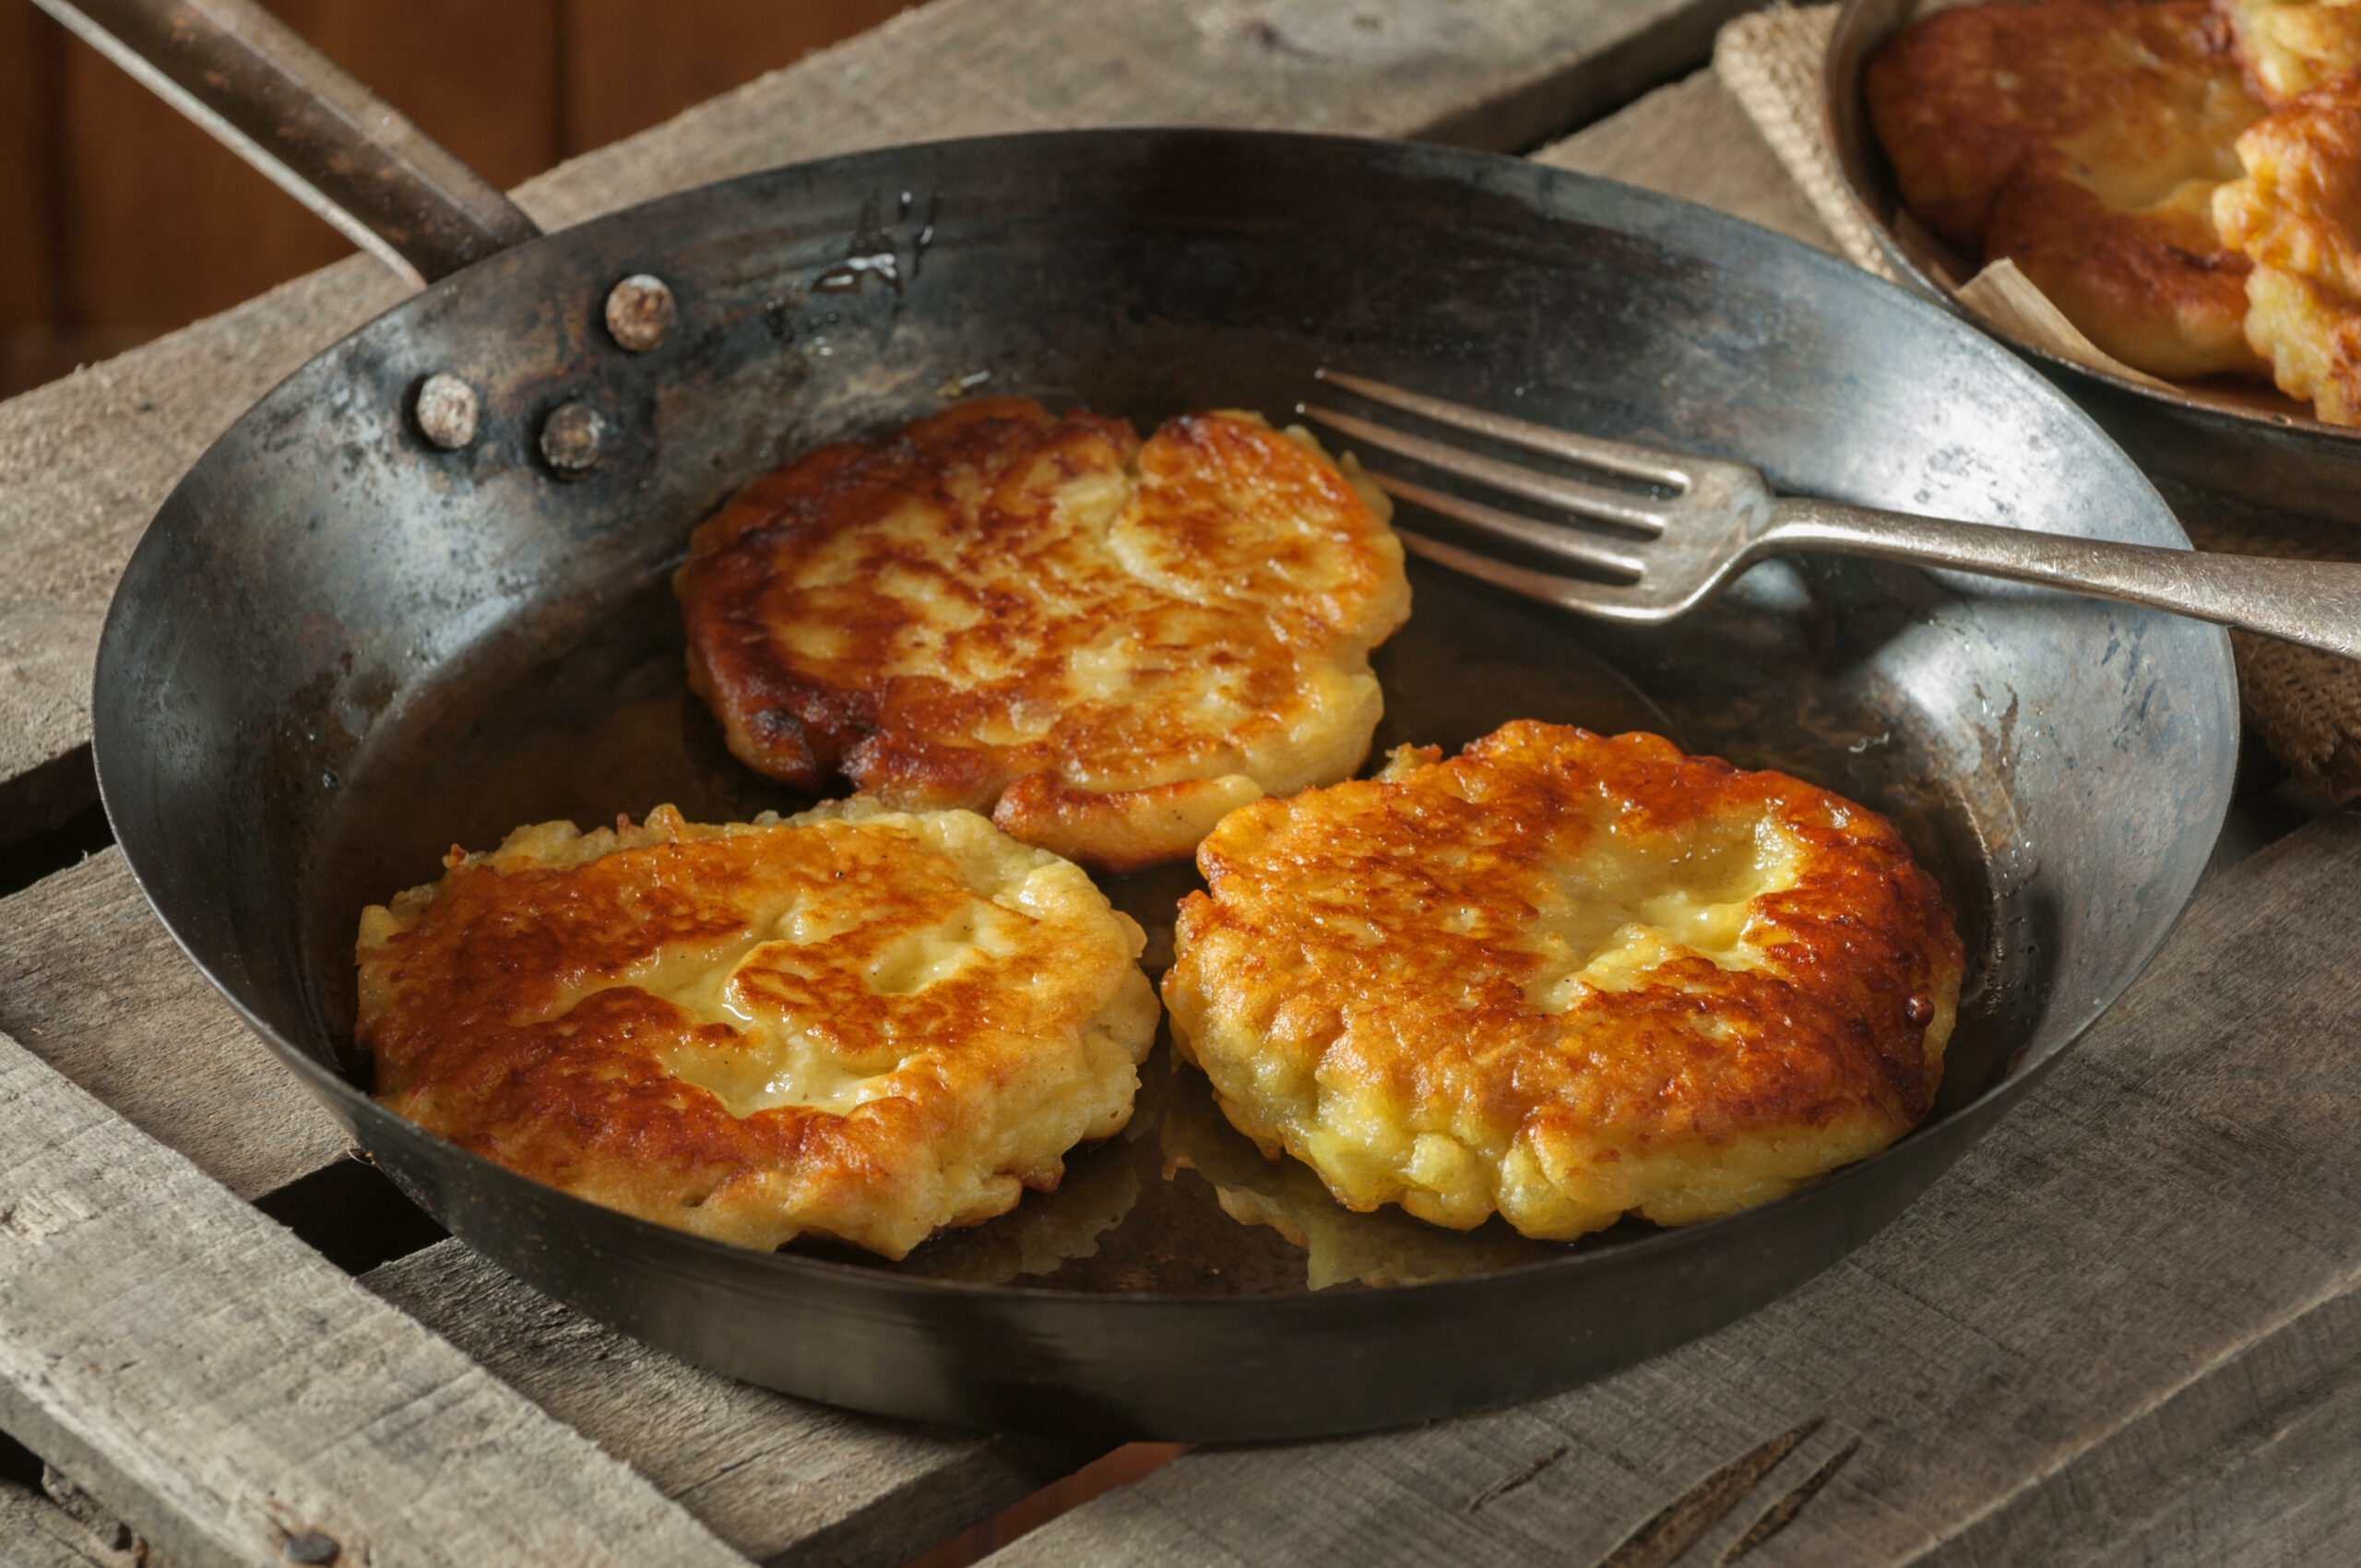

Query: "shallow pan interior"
left=90, top=129, right=2236, bottom=1438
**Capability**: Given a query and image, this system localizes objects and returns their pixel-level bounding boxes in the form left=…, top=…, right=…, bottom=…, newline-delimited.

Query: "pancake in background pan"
left=1162, top=722, right=1963, bottom=1241
left=1867, top=0, right=2268, bottom=379
left=359, top=798, right=1159, bottom=1259
left=2216, top=0, right=2361, bottom=103
left=2215, top=65, right=2361, bottom=419
left=674, top=397, right=1410, bottom=873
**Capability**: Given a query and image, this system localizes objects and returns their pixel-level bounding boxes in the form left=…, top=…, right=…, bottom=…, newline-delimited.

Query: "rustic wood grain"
left=0, top=850, right=346, bottom=1202
left=362, top=1241, right=1097, bottom=1568
left=0, top=0, right=1750, bottom=844
left=0, top=1475, right=127, bottom=1568
left=0, top=1026, right=754, bottom=1568
left=979, top=808, right=2361, bottom=1567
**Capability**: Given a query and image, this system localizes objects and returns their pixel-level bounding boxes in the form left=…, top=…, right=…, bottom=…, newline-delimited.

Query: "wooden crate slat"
left=0, top=1027, right=752, bottom=1568
left=1917, top=1279, right=2361, bottom=1567
left=362, top=1241, right=1097, bottom=1568
left=0, top=851, right=345, bottom=1202
left=0, top=0, right=1750, bottom=843
left=0, top=1475, right=127, bottom=1568
left=975, top=802, right=2361, bottom=1567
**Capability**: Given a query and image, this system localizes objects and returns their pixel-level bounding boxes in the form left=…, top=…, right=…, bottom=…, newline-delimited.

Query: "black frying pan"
left=68, top=0, right=2236, bottom=1439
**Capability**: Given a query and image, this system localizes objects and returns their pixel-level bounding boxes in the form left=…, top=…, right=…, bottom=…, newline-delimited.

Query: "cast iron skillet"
left=1827, top=0, right=2361, bottom=526
left=71, top=0, right=2236, bottom=1438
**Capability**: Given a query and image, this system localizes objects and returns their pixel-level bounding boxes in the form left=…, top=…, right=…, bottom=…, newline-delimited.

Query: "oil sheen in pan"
left=322, top=552, right=2020, bottom=1297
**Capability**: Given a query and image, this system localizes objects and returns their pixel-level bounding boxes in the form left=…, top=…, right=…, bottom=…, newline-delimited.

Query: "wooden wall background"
left=0, top=0, right=922, bottom=398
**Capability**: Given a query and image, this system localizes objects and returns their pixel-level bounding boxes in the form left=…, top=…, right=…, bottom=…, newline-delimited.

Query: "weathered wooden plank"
left=1928, top=1279, right=2361, bottom=1567
left=362, top=1241, right=1096, bottom=1568
left=0, top=1474, right=129, bottom=1568
left=1530, top=67, right=1834, bottom=254
left=0, top=1026, right=752, bottom=1568
left=0, top=850, right=344, bottom=1202
left=0, top=0, right=1750, bottom=841
left=979, top=807, right=2361, bottom=1567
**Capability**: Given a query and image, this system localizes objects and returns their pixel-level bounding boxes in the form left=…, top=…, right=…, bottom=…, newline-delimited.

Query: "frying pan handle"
left=31, top=0, right=540, bottom=287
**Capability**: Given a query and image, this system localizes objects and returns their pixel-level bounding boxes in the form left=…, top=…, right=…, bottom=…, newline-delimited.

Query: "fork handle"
left=1764, top=499, right=2361, bottom=659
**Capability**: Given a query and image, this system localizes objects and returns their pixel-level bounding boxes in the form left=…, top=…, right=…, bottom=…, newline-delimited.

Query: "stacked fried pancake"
left=674, top=397, right=1409, bottom=872
left=1162, top=724, right=1963, bottom=1241
left=1869, top=0, right=2266, bottom=380
left=359, top=800, right=1157, bottom=1257
left=2215, top=63, right=2361, bottom=418
left=1869, top=0, right=2361, bottom=420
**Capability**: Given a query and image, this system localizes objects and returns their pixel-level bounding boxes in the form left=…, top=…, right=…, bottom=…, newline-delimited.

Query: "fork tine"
left=1393, top=529, right=1655, bottom=622
left=1312, top=369, right=1690, bottom=488
left=1372, top=473, right=1644, bottom=578
left=1301, top=404, right=1667, bottom=533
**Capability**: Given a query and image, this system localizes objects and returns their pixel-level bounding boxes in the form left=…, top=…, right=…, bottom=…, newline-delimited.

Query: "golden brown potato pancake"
left=360, top=799, right=1159, bottom=1258
left=2216, top=0, right=2361, bottom=102
left=1162, top=723, right=1964, bottom=1241
left=674, top=398, right=1409, bottom=873
left=2215, top=67, right=2361, bottom=417
left=1869, top=0, right=2268, bottom=378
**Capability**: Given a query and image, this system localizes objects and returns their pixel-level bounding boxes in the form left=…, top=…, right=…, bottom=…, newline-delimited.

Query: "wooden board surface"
left=980, top=804, right=2361, bottom=1567
left=0, top=0, right=1753, bottom=844
left=0, top=1025, right=753, bottom=1568
left=0, top=1475, right=123, bottom=1568
left=0, top=849, right=345, bottom=1202
left=362, top=1242, right=1095, bottom=1568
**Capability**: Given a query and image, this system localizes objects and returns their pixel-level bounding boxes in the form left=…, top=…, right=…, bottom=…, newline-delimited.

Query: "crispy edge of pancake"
left=673, top=398, right=1408, bottom=873
left=1160, top=723, right=1964, bottom=1241
left=1990, top=166, right=2268, bottom=377
left=2213, top=65, right=2361, bottom=416
left=359, top=798, right=1161, bottom=1258
left=1868, top=0, right=2259, bottom=248
left=1869, top=0, right=2272, bottom=379
left=2218, top=0, right=2361, bottom=103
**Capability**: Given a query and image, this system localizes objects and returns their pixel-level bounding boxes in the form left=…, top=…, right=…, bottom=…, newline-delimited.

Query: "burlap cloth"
left=1715, top=3, right=2361, bottom=798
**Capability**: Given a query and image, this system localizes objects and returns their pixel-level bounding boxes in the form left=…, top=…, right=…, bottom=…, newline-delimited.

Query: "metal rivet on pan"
left=605, top=273, right=676, bottom=352
left=412, top=374, right=480, bottom=450
left=540, top=399, right=608, bottom=476
left=282, top=1531, right=341, bottom=1564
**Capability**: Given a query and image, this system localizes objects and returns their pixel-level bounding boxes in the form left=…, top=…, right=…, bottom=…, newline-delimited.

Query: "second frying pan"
left=74, top=0, right=2236, bottom=1437
left=1825, top=0, right=2361, bottom=526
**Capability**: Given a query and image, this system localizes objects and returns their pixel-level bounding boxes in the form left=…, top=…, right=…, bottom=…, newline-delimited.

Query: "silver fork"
left=1300, top=370, right=2361, bottom=659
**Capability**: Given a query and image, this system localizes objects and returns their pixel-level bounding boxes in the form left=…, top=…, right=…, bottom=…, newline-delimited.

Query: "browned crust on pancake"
left=2213, top=65, right=2361, bottom=417
left=1868, top=0, right=2268, bottom=379
left=673, top=397, right=1408, bottom=871
left=1868, top=0, right=2256, bottom=246
left=1162, top=723, right=1964, bottom=1240
left=360, top=802, right=1157, bottom=1258
left=2216, top=0, right=2361, bottom=105
left=2218, top=65, right=2361, bottom=290
left=1988, top=169, right=2263, bottom=376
